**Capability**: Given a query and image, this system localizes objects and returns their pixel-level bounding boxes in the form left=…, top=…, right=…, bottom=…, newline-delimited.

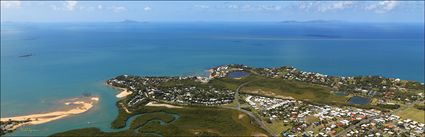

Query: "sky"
left=1, top=1, right=424, bottom=23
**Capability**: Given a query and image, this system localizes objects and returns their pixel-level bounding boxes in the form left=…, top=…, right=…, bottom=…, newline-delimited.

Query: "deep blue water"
left=1, top=22, right=424, bottom=136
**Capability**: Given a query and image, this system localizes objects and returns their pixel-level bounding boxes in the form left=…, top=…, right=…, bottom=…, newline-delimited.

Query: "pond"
left=347, top=96, right=370, bottom=105
left=335, top=91, right=348, bottom=96
left=227, top=71, right=250, bottom=79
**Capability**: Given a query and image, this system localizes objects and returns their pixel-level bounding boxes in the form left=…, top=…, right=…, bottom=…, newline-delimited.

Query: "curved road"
left=234, top=81, right=254, bottom=110
left=224, top=80, right=276, bottom=137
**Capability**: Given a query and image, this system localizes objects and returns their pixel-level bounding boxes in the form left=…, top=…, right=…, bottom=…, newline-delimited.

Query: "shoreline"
left=0, top=96, right=99, bottom=131
left=115, top=87, right=132, bottom=98
left=146, top=101, right=183, bottom=108
left=105, top=83, right=133, bottom=99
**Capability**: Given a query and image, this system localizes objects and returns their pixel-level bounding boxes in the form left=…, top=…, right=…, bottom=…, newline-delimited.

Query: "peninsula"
left=49, top=65, right=425, bottom=136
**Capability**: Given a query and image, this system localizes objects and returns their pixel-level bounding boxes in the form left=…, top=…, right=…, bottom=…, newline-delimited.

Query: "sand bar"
left=1, top=97, right=99, bottom=130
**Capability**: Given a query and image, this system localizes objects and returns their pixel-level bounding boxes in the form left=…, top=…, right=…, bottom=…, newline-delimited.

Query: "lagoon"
left=347, top=96, right=370, bottom=105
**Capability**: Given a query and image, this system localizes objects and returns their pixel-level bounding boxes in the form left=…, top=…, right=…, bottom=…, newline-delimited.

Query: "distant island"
left=119, top=19, right=148, bottom=24
left=18, top=53, right=33, bottom=58
left=49, top=64, right=424, bottom=137
left=280, top=20, right=344, bottom=24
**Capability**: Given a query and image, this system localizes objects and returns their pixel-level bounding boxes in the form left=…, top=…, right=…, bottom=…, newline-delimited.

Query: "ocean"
left=1, top=22, right=424, bottom=136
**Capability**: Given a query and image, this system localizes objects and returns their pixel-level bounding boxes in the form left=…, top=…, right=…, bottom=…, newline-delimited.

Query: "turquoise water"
left=1, top=22, right=424, bottom=136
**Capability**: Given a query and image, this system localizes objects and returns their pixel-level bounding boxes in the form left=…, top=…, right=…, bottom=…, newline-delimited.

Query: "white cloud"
left=318, top=1, right=354, bottom=12
left=227, top=5, right=238, bottom=9
left=144, top=6, right=151, bottom=11
left=51, top=2, right=128, bottom=13
left=50, top=1, right=78, bottom=11
left=365, top=1, right=398, bottom=13
left=109, top=6, right=127, bottom=13
left=1, top=1, right=21, bottom=9
left=78, top=5, right=96, bottom=11
left=195, top=4, right=282, bottom=11
left=194, top=5, right=209, bottom=9
left=259, top=5, right=282, bottom=11
left=298, top=1, right=355, bottom=12
left=64, top=1, right=78, bottom=11
left=298, top=2, right=314, bottom=11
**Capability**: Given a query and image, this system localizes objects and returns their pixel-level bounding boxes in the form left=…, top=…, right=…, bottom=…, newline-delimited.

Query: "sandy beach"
left=116, top=88, right=132, bottom=98
left=146, top=101, right=183, bottom=108
left=1, top=97, right=99, bottom=130
left=106, top=83, right=132, bottom=99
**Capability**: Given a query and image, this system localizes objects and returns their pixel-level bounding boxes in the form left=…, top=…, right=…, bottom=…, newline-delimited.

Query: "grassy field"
left=305, top=115, right=320, bottom=123
left=236, top=76, right=348, bottom=104
left=210, top=75, right=348, bottom=105
left=51, top=106, right=268, bottom=137
left=263, top=121, right=290, bottom=136
left=396, top=105, right=425, bottom=123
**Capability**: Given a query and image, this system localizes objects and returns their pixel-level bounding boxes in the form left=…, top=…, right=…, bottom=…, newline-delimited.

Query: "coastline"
left=105, top=83, right=133, bottom=99
left=0, top=96, right=99, bottom=131
left=145, top=101, right=183, bottom=108
left=115, top=87, right=132, bottom=98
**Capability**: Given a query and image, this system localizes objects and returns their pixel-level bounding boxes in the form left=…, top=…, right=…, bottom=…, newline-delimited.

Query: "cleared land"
left=212, top=75, right=348, bottom=104
left=396, top=106, right=425, bottom=123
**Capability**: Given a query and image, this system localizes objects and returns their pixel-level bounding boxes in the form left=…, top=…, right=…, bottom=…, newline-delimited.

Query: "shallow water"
left=1, top=22, right=423, bottom=136
left=347, top=96, right=370, bottom=105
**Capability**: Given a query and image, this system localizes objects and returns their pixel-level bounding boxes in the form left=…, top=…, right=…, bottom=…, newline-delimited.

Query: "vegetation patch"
left=237, top=77, right=348, bottom=104
left=50, top=106, right=268, bottom=137
left=414, top=104, right=425, bottom=110
left=377, top=103, right=400, bottom=109
left=129, top=112, right=175, bottom=130
left=396, top=106, right=425, bottom=123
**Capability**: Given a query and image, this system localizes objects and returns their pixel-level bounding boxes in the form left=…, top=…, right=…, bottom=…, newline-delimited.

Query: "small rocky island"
left=49, top=65, right=425, bottom=136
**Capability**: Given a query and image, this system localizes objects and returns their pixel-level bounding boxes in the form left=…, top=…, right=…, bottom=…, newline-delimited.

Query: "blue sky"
left=1, top=1, right=424, bottom=23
